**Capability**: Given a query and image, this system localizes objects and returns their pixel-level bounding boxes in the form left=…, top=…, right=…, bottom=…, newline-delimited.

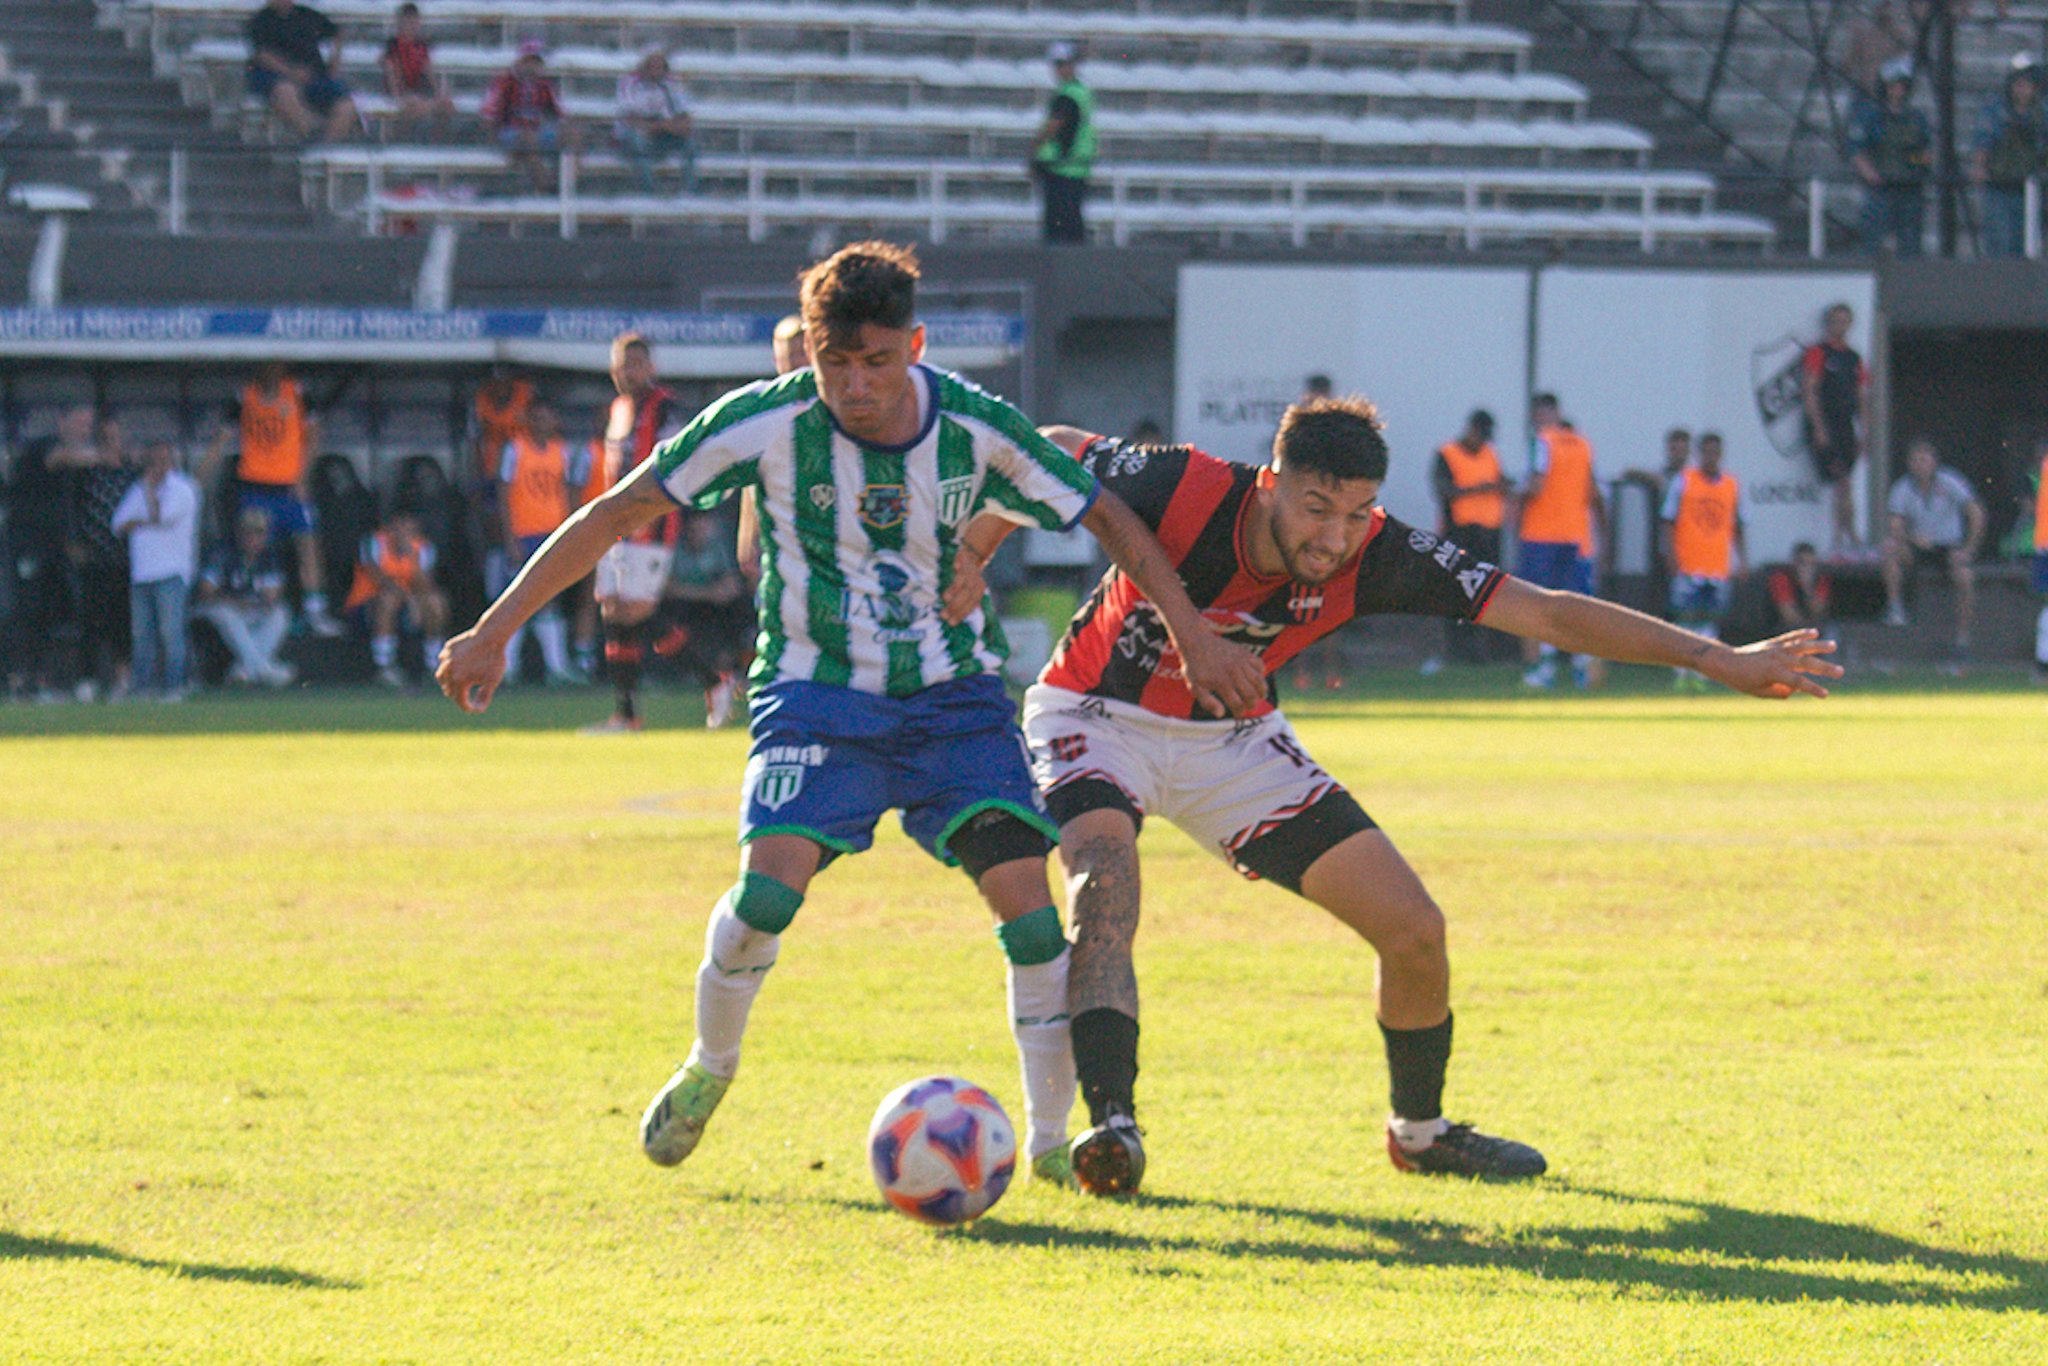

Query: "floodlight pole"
left=1933, top=5, right=1958, bottom=257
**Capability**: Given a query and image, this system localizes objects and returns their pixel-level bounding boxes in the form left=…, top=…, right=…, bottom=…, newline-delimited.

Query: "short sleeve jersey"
left=248, top=4, right=336, bottom=77
left=653, top=365, right=1099, bottom=698
left=1040, top=437, right=1505, bottom=720
left=1803, top=340, right=1867, bottom=433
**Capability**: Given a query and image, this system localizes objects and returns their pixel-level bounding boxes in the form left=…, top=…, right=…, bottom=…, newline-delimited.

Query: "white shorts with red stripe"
left=1021, top=683, right=1348, bottom=877
left=595, top=542, right=673, bottom=604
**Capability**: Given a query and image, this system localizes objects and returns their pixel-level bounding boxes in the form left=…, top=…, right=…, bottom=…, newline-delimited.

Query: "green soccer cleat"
left=1031, top=1144, right=1075, bottom=1187
left=640, top=1061, right=731, bottom=1167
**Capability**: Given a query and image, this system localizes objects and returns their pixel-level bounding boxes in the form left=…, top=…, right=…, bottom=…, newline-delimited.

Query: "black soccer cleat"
left=1386, top=1121, right=1547, bottom=1178
left=1069, top=1113, right=1146, bottom=1196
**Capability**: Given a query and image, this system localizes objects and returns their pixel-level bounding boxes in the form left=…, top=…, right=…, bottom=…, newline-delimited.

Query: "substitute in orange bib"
left=472, top=367, right=535, bottom=591
left=1515, top=392, right=1603, bottom=688
left=584, top=332, right=685, bottom=732
left=1660, top=431, right=1747, bottom=689
left=497, top=400, right=589, bottom=686
left=345, top=506, right=448, bottom=687
left=1428, top=408, right=1510, bottom=669
left=201, top=362, right=342, bottom=636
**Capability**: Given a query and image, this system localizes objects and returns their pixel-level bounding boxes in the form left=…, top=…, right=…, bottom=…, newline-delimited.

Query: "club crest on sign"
left=938, top=475, right=975, bottom=526
left=754, top=764, right=805, bottom=812
left=859, top=483, right=906, bottom=529
left=1751, top=332, right=1809, bottom=460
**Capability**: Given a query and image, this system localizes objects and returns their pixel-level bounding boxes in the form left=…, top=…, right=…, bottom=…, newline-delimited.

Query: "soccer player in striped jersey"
left=994, top=400, right=1839, bottom=1193
left=436, top=242, right=1265, bottom=1179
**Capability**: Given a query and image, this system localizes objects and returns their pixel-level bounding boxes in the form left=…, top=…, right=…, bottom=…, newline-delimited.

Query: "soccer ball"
left=866, top=1076, right=1017, bottom=1225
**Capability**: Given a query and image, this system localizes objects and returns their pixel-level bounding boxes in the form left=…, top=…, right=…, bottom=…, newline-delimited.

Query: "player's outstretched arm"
left=1481, top=577, right=1842, bottom=699
left=1081, top=490, right=1266, bottom=716
left=437, top=462, right=675, bottom=713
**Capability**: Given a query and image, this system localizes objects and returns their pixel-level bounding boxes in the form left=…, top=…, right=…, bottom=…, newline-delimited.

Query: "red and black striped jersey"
left=1040, top=436, right=1506, bottom=719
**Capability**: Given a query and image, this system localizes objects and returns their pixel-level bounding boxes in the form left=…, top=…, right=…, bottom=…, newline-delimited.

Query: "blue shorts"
left=2033, top=551, right=2048, bottom=595
left=239, top=483, right=315, bottom=538
left=1519, top=540, right=1593, bottom=594
left=1669, top=573, right=1732, bottom=622
left=247, top=68, right=352, bottom=116
left=740, top=675, right=1056, bottom=867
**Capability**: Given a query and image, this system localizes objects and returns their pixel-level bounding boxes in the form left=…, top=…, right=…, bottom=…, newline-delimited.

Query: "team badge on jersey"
left=754, top=764, right=806, bottom=812
left=810, top=483, right=838, bottom=512
left=938, top=475, right=975, bottom=526
left=859, top=484, right=907, bottom=530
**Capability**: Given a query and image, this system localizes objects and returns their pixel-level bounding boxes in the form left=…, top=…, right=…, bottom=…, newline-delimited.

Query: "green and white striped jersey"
left=652, top=364, right=1100, bottom=698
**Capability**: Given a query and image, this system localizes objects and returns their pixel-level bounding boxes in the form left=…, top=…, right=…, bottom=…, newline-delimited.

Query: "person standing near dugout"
left=1660, top=431, right=1746, bottom=690
left=1515, top=392, right=1603, bottom=689
left=999, top=402, right=1839, bottom=1195
left=1800, top=303, right=1871, bottom=560
left=1428, top=408, right=1509, bottom=667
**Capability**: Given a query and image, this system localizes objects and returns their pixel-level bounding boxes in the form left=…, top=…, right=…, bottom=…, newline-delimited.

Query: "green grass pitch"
left=4, top=676, right=2045, bottom=1363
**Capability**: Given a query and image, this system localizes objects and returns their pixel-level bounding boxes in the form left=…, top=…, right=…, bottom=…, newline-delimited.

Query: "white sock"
left=537, top=613, right=570, bottom=674
left=1008, top=949, right=1077, bottom=1160
left=686, top=892, right=779, bottom=1080
left=1388, top=1115, right=1449, bottom=1152
left=371, top=634, right=396, bottom=668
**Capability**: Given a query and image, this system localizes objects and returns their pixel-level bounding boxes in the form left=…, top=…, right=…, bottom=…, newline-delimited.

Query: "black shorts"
left=1808, top=418, right=1860, bottom=484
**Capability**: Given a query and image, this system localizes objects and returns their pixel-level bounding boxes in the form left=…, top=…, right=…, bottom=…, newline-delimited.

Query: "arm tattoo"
left=1062, top=834, right=1143, bottom=1019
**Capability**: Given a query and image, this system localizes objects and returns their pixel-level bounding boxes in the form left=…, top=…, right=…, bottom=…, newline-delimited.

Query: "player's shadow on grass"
left=963, top=1186, right=2047, bottom=1312
left=0, top=1230, right=356, bottom=1290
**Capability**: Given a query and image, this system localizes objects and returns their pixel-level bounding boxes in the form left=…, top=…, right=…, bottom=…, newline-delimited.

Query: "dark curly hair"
left=797, top=240, right=920, bottom=348
left=1273, top=395, right=1389, bottom=483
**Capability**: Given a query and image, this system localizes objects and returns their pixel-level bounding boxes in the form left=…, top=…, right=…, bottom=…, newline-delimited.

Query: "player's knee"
left=728, top=870, right=803, bottom=935
left=949, top=808, right=1054, bottom=882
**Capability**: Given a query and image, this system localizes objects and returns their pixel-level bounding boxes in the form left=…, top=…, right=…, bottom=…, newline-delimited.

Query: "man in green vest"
left=1033, top=41, right=1096, bottom=245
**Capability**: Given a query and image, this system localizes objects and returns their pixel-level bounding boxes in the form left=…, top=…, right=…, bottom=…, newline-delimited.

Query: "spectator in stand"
left=201, top=362, right=343, bottom=635
left=345, top=505, right=447, bottom=687
left=1848, top=57, right=1931, bottom=256
left=380, top=2, right=454, bottom=143
left=1423, top=408, right=1509, bottom=671
left=195, top=508, right=296, bottom=687
left=1800, top=302, right=1871, bottom=559
left=1970, top=55, right=2047, bottom=258
left=497, top=400, right=587, bottom=686
left=1660, top=431, right=1747, bottom=690
left=665, top=509, right=751, bottom=729
left=247, top=0, right=358, bottom=144
left=1769, top=542, right=1834, bottom=636
left=3, top=406, right=93, bottom=699
left=111, top=441, right=200, bottom=701
left=1032, top=41, right=1095, bottom=245
left=1517, top=392, right=1605, bottom=690
left=67, top=416, right=137, bottom=702
left=615, top=50, right=696, bottom=195
left=1882, top=437, right=1985, bottom=667
left=484, top=41, right=576, bottom=193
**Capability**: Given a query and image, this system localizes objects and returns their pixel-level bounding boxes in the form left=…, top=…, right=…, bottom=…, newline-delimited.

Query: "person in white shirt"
left=1882, top=436, right=1985, bottom=657
left=614, top=50, right=695, bottom=194
left=110, top=441, right=201, bottom=699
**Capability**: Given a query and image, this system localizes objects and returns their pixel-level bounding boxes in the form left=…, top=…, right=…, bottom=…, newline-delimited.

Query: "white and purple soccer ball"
left=866, top=1075, right=1017, bottom=1225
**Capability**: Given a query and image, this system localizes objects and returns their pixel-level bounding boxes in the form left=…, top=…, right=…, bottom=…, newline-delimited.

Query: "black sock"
left=1380, top=1011, right=1453, bottom=1121
left=605, top=623, right=643, bottom=720
left=1071, top=1007, right=1139, bottom=1127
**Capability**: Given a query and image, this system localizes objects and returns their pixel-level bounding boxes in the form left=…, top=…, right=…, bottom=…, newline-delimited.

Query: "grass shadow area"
left=0, top=1229, right=358, bottom=1290
left=954, top=1186, right=2047, bottom=1310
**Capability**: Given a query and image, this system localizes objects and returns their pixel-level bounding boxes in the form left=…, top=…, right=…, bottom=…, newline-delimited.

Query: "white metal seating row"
left=124, top=0, right=1533, bottom=72
left=361, top=179, right=1773, bottom=252
left=179, top=38, right=1585, bottom=120
left=303, top=146, right=1720, bottom=228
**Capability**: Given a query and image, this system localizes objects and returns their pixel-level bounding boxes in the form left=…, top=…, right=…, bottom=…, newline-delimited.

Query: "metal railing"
left=1804, top=174, right=2044, bottom=259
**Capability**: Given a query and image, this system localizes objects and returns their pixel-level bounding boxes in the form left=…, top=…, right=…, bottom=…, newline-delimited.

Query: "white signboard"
left=1536, top=268, right=1877, bottom=562
left=1175, top=264, right=1531, bottom=529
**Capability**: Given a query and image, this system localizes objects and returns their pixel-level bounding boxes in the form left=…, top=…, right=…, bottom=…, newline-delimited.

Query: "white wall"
left=1175, top=262, right=1878, bottom=563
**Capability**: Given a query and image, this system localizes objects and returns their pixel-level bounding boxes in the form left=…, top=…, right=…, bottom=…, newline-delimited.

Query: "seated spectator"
left=1847, top=58, right=1930, bottom=257
left=195, top=508, right=296, bottom=687
left=484, top=41, right=577, bottom=193
left=664, top=509, right=751, bottom=728
left=344, top=506, right=447, bottom=687
left=111, top=441, right=201, bottom=701
left=380, top=2, right=453, bottom=143
left=247, top=0, right=358, bottom=144
left=1883, top=437, right=1985, bottom=664
left=1969, top=56, right=2047, bottom=258
left=1769, top=542, right=1835, bottom=634
left=615, top=50, right=696, bottom=194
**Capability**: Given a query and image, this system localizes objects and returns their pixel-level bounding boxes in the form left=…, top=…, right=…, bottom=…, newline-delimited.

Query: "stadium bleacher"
left=105, top=0, right=1775, bottom=251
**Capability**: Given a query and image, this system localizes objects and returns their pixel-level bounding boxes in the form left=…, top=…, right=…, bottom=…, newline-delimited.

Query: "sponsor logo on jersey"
left=839, top=552, right=927, bottom=643
left=1287, top=586, right=1324, bottom=622
left=809, top=483, right=837, bottom=512
left=859, top=483, right=906, bottom=530
left=1457, top=565, right=1495, bottom=600
left=938, top=475, right=975, bottom=526
left=1409, top=529, right=1439, bottom=554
